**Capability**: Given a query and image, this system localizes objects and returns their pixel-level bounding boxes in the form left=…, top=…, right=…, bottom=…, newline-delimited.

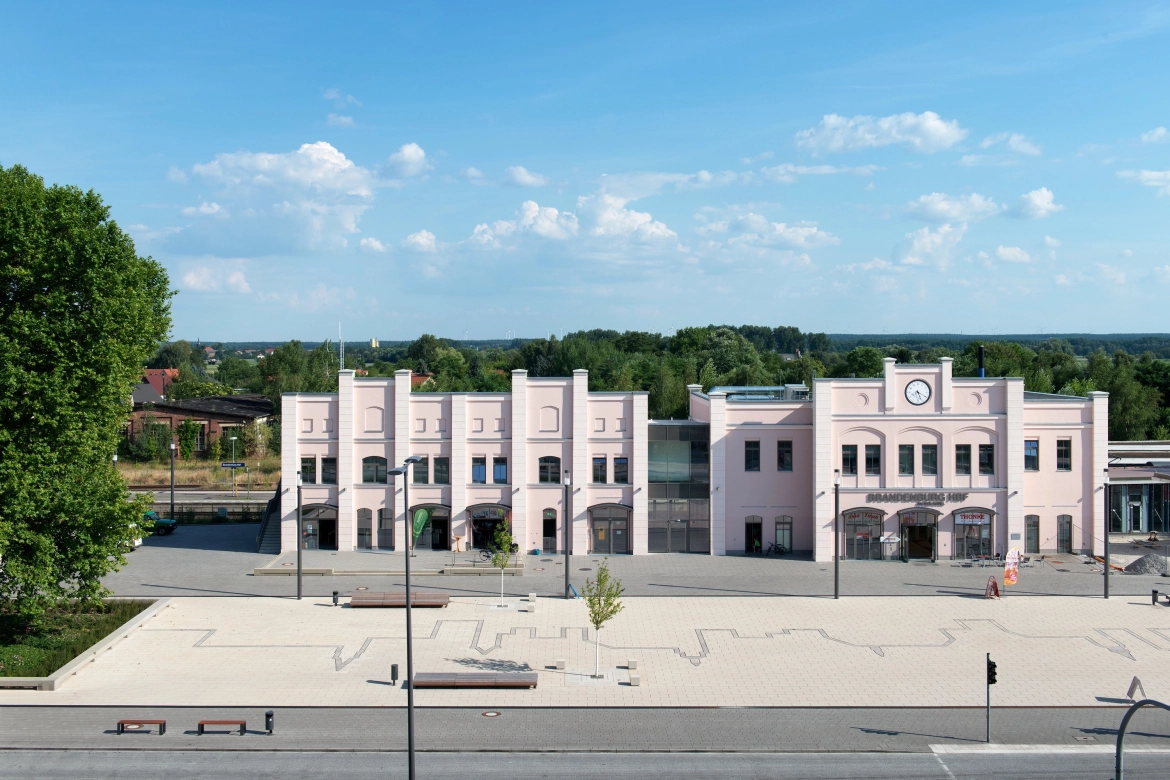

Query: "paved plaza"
left=4, top=594, right=1170, bottom=708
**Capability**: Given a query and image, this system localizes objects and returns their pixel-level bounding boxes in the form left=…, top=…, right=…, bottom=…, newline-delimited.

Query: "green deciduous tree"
left=583, top=559, right=625, bottom=678
left=176, top=418, right=201, bottom=460
left=490, top=520, right=515, bottom=607
left=0, top=165, right=172, bottom=615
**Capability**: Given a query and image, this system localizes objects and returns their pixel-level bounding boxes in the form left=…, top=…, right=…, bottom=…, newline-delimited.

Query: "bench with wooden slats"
left=197, top=719, right=246, bottom=735
left=412, top=672, right=538, bottom=689
left=349, top=592, right=450, bottom=608
left=117, top=719, right=166, bottom=735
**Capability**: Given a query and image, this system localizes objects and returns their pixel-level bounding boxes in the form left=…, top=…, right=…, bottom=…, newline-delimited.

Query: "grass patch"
left=0, top=600, right=152, bottom=678
left=118, top=457, right=281, bottom=490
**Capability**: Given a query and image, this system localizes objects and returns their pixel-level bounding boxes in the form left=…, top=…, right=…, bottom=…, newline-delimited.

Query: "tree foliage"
left=0, top=165, right=172, bottom=615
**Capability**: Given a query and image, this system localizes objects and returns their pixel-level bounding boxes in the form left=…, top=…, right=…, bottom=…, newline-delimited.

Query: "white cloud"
left=1141, top=127, right=1169, bottom=144
left=167, top=166, right=188, bottom=183
left=725, top=214, right=838, bottom=248
left=323, top=88, right=361, bottom=108
left=402, top=229, right=437, bottom=253
left=259, top=283, right=352, bottom=311
left=980, top=132, right=1042, bottom=155
left=194, top=141, right=377, bottom=198
left=327, top=114, right=355, bottom=127
left=996, top=245, right=1031, bottom=263
left=1118, top=169, right=1170, bottom=196
left=1055, top=274, right=1071, bottom=286
left=760, top=163, right=881, bottom=183
left=1099, top=264, right=1126, bottom=285
left=905, top=192, right=1000, bottom=222
left=387, top=143, right=432, bottom=178
left=461, top=167, right=486, bottom=183
left=181, top=265, right=251, bottom=293
left=848, top=257, right=896, bottom=272
left=359, top=237, right=387, bottom=252
left=1016, top=187, right=1064, bottom=218
left=895, top=223, right=967, bottom=268
left=1044, top=235, right=1062, bottom=248
left=740, top=151, right=774, bottom=164
left=577, top=192, right=676, bottom=240
left=597, top=170, right=746, bottom=200
left=468, top=200, right=580, bottom=248
left=180, top=201, right=225, bottom=217
left=794, top=111, right=967, bottom=154
left=503, top=165, right=551, bottom=187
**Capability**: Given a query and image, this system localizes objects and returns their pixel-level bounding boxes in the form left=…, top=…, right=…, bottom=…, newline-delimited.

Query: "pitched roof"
left=141, top=394, right=274, bottom=420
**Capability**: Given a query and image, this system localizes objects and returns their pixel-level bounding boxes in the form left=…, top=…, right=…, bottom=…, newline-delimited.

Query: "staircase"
left=256, top=481, right=283, bottom=554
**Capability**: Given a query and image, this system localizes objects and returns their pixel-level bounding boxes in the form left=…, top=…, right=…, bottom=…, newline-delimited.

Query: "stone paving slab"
left=4, top=595, right=1170, bottom=708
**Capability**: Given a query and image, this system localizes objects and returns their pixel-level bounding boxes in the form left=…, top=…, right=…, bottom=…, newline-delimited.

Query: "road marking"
left=931, top=743, right=1170, bottom=754
left=932, top=753, right=957, bottom=779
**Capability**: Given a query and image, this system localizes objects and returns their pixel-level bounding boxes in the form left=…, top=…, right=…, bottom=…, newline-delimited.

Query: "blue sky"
left=3, top=2, right=1170, bottom=341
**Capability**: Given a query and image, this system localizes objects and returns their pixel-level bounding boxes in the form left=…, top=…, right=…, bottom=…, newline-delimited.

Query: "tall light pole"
left=390, top=455, right=422, bottom=780
left=296, top=471, right=303, bottom=600
left=169, top=441, right=176, bottom=523
left=834, top=469, right=841, bottom=600
left=230, top=436, right=239, bottom=497
left=563, top=470, right=572, bottom=599
left=1104, top=467, right=1111, bottom=600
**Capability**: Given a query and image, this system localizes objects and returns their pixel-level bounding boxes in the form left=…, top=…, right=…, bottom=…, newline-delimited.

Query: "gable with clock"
left=905, top=379, right=931, bottom=406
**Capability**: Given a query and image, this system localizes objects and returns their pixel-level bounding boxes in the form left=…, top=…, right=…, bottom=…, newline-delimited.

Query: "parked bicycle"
left=766, top=542, right=788, bottom=556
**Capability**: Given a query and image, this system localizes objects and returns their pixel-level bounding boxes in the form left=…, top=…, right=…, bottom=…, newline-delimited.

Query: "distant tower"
left=370, top=337, right=379, bottom=348
left=338, top=323, right=344, bottom=370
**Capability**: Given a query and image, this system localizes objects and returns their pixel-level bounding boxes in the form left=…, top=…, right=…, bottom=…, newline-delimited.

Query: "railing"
left=1115, top=698, right=1170, bottom=780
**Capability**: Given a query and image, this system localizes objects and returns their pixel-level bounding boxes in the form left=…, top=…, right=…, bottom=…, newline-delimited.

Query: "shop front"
left=467, top=504, right=510, bottom=549
left=589, top=504, right=632, bottom=555
left=410, top=504, right=451, bottom=550
left=952, top=507, right=995, bottom=560
left=842, top=507, right=888, bottom=560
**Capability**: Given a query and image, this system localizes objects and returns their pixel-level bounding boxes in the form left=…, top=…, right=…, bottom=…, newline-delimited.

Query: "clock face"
left=905, top=379, right=931, bottom=406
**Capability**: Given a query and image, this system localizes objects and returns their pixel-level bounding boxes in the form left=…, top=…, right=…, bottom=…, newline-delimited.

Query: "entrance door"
left=1057, top=514, right=1072, bottom=554
left=1025, top=516, right=1039, bottom=554
left=468, top=506, right=508, bottom=549
left=905, top=526, right=933, bottom=559
left=301, top=519, right=319, bottom=550
left=319, top=519, right=337, bottom=550
left=668, top=518, right=688, bottom=552
left=592, top=519, right=610, bottom=554
left=542, top=509, right=557, bottom=554
left=610, top=519, right=628, bottom=554
left=356, top=509, right=372, bottom=550
left=745, top=518, right=763, bottom=554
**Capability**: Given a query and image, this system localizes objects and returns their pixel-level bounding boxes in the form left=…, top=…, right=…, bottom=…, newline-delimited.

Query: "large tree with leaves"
left=0, top=165, right=172, bottom=615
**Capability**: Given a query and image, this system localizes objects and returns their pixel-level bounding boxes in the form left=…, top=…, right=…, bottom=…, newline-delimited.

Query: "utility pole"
left=986, top=653, right=997, bottom=743
left=230, top=436, right=238, bottom=497
left=834, top=469, right=840, bottom=599
left=169, top=441, right=176, bottom=522
left=564, top=471, right=572, bottom=599
left=1104, top=468, right=1111, bottom=599
left=296, top=471, right=303, bottom=600
left=391, top=456, right=422, bottom=780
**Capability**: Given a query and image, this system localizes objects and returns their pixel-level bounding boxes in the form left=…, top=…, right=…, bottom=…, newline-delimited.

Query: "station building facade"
left=279, top=359, right=1108, bottom=562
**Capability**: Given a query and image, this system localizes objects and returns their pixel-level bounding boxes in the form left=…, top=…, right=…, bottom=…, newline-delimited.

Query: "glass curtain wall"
left=647, top=423, right=710, bottom=553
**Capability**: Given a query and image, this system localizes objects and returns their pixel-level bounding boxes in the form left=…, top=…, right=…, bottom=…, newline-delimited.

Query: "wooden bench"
left=349, top=592, right=450, bottom=608
left=412, top=672, right=537, bottom=689
left=197, top=719, right=246, bottom=735
left=117, top=719, right=166, bottom=735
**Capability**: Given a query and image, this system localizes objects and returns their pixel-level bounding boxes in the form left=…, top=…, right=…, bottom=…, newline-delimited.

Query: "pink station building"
left=279, top=358, right=1109, bottom=562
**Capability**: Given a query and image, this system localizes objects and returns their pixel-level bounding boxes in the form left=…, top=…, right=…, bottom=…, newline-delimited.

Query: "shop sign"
left=843, top=509, right=883, bottom=523
left=1003, top=548, right=1020, bottom=587
left=866, top=492, right=969, bottom=507
left=955, top=511, right=992, bottom=525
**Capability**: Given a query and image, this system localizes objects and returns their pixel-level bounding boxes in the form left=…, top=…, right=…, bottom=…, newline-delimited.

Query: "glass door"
left=1025, top=516, right=1039, bottom=554
left=611, top=519, right=628, bottom=554
left=745, top=519, right=763, bottom=554
left=1057, top=515, right=1072, bottom=553
left=592, top=519, right=611, bottom=554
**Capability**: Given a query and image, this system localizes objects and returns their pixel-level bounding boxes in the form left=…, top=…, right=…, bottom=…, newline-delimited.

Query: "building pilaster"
left=451, top=394, right=467, bottom=549
left=632, top=391, right=649, bottom=555
left=572, top=370, right=589, bottom=554
left=1004, top=377, right=1025, bottom=554
left=1090, top=391, right=1110, bottom=555
left=709, top=390, right=727, bottom=555
left=813, top=378, right=833, bottom=561
left=337, top=370, right=355, bottom=550
left=510, top=370, right=528, bottom=548
left=280, top=394, right=299, bottom=552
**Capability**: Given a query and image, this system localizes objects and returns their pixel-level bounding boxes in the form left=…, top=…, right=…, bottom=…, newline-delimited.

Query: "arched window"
left=362, top=456, right=387, bottom=484
left=356, top=508, right=372, bottom=549
left=538, top=456, right=562, bottom=483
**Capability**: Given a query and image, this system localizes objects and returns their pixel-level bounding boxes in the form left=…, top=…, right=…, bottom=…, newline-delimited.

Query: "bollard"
left=265, top=710, right=274, bottom=735
left=629, top=673, right=641, bottom=686
left=555, top=659, right=566, bottom=670
left=333, top=590, right=339, bottom=607
left=628, top=658, right=638, bottom=670
left=1154, top=590, right=1159, bottom=606
left=391, top=663, right=399, bottom=684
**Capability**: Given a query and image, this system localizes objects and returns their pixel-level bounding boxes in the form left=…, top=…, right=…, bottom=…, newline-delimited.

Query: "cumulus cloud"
left=461, top=167, right=486, bottom=183
left=323, top=88, right=361, bottom=108
left=1015, top=187, right=1064, bottom=218
left=1118, top=169, right=1170, bottom=196
left=980, top=132, right=1042, bottom=155
left=1141, top=127, right=1169, bottom=144
left=996, top=246, right=1031, bottom=263
left=905, top=192, right=1000, bottom=222
left=180, top=201, right=226, bottom=217
left=193, top=141, right=377, bottom=198
left=503, top=165, right=551, bottom=187
left=760, top=163, right=880, bottom=183
left=895, top=223, right=967, bottom=268
left=598, top=170, right=747, bottom=200
left=468, top=200, right=580, bottom=248
left=402, top=229, right=438, bottom=253
left=387, top=143, right=432, bottom=178
left=577, top=192, right=676, bottom=240
left=327, top=114, right=355, bottom=127
left=359, top=237, right=387, bottom=252
left=181, top=266, right=251, bottom=293
left=794, top=111, right=967, bottom=154
left=740, top=151, right=774, bottom=164
left=1044, top=235, right=1062, bottom=248
left=724, top=214, right=839, bottom=249
left=167, top=166, right=188, bottom=183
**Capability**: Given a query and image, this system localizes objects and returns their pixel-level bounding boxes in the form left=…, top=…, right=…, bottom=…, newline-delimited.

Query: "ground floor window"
left=411, top=505, right=451, bottom=550
left=378, top=508, right=394, bottom=550
left=1057, top=514, right=1073, bottom=553
left=590, top=505, right=630, bottom=555
left=774, top=516, right=792, bottom=553
left=356, top=508, right=373, bottom=549
left=953, top=508, right=994, bottom=560
left=744, top=515, right=763, bottom=554
left=648, top=499, right=710, bottom=553
left=842, top=508, right=886, bottom=560
left=467, top=504, right=509, bottom=549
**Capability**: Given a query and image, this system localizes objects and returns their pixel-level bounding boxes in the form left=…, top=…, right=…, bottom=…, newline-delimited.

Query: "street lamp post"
left=230, top=436, right=239, bottom=497
left=563, top=471, right=572, bottom=599
left=169, top=441, right=176, bottom=523
left=391, top=456, right=422, bottom=780
left=834, top=469, right=841, bottom=600
left=296, top=471, right=303, bottom=600
left=1104, top=468, right=1110, bottom=600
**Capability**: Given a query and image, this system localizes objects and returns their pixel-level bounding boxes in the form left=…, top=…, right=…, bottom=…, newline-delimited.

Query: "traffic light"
left=986, top=658, right=998, bottom=685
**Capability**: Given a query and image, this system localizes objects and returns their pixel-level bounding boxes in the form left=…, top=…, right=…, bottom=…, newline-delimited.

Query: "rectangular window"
left=413, top=456, right=429, bottom=484
left=921, top=444, right=938, bottom=476
left=613, top=457, right=629, bottom=484
left=300, top=457, right=316, bottom=484
left=955, top=445, right=971, bottom=476
left=745, top=441, right=761, bottom=472
left=978, top=444, right=995, bottom=475
left=898, top=444, right=914, bottom=476
left=1056, top=439, right=1072, bottom=471
left=1024, top=439, right=1039, bottom=471
left=471, top=456, right=486, bottom=484
left=777, top=440, right=793, bottom=472
left=842, top=445, right=857, bottom=476
left=865, top=445, right=881, bottom=476
left=493, top=457, right=508, bottom=484
left=320, top=457, right=337, bottom=485
left=592, top=456, right=607, bottom=484
left=433, top=456, right=450, bottom=485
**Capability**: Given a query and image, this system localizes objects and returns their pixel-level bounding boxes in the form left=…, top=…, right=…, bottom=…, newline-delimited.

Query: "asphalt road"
left=4, top=749, right=1168, bottom=779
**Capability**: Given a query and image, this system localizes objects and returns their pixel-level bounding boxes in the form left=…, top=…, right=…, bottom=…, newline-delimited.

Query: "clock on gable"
left=905, top=379, right=931, bottom=406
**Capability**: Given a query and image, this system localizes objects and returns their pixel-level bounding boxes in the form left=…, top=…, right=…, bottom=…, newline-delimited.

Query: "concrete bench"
left=412, top=672, right=538, bottom=689
left=197, top=719, right=246, bottom=735
left=349, top=592, right=450, bottom=608
left=117, top=719, right=165, bottom=735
